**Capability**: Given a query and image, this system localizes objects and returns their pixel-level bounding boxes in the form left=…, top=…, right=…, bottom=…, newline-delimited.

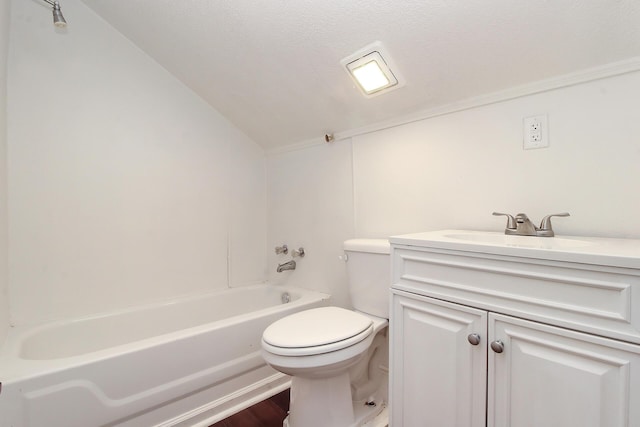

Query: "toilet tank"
left=344, top=239, right=391, bottom=319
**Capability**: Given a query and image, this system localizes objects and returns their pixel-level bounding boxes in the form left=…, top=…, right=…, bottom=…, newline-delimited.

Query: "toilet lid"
left=262, top=307, right=373, bottom=350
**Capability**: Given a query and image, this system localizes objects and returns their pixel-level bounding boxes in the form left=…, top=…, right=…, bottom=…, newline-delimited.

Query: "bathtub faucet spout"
left=277, top=260, right=296, bottom=273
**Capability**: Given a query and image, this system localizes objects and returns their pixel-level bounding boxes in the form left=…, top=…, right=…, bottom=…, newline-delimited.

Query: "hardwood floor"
left=210, top=389, right=289, bottom=427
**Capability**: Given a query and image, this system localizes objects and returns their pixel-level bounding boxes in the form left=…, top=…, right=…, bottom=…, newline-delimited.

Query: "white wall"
left=7, top=1, right=640, bottom=326
left=352, top=71, right=640, bottom=238
left=7, top=0, right=267, bottom=326
left=267, top=70, right=640, bottom=308
left=0, top=1, right=10, bottom=342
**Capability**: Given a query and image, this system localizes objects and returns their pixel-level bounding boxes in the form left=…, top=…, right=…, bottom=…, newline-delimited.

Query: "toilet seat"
left=262, top=307, right=374, bottom=357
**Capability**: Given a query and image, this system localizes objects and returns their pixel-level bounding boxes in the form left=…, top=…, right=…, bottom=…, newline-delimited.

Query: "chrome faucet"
left=276, top=260, right=296, bottom=273
left=513, top=213, right=538, bottom=236
left=493, top=212, right=569, bottom=237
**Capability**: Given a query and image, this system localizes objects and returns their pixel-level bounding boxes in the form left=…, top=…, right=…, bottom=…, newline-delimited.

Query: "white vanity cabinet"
left=489, top=312, right=640, bottom=427
left=389, top=230, right=640, bottom=427
left=391, top=291, right=487, bottom=427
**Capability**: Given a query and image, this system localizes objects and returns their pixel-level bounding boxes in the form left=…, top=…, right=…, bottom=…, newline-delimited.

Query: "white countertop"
left=390, top=230, right=640, bottom=269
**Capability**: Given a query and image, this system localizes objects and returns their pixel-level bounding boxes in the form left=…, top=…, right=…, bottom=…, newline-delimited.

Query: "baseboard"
left=157, top=373, right=291, bottom=427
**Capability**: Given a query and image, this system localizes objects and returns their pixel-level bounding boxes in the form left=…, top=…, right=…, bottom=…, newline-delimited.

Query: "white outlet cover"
left=523, top=114, right=549, bottom=150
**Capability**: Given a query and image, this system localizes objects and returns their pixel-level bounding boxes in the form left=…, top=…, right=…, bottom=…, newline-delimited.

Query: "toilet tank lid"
left=343, top=238, right=390, bottom=254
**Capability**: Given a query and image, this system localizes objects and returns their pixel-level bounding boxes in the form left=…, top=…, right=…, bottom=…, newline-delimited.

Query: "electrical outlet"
left=523, top=114, right=549, bottom=150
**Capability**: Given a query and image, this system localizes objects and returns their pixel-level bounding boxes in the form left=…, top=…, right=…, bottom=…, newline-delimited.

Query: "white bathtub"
left=0, top=284, right=330, bottom=427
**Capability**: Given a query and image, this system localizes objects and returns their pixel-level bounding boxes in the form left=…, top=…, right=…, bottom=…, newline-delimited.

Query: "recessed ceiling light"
left=341, top=42, right=405, bottom=98
left=351, top=57, right=391, bottom=92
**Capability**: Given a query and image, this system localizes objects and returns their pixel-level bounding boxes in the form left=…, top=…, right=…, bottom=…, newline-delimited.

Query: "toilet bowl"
left=261, top=239, right=390, bottom=427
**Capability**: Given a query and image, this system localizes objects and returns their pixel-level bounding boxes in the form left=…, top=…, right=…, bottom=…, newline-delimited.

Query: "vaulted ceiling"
left=79, top=0, right=640, bottom=150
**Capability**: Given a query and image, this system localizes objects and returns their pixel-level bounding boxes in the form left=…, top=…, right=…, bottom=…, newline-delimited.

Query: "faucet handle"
left=493, top=212, right=516, bottom=230
left=275, top=244, right=288, bottom=255
left=539, top=212, right=570, bottom=234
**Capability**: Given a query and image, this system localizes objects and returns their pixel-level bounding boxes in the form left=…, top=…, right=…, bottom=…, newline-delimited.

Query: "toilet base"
left=285, top=374, right=387, bottom=427
left=287, top=373, right=353, bottom=427
left=284, top=400, right=386, bottom=427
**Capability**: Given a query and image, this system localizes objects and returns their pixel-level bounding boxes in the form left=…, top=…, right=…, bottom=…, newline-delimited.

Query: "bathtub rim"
left=0, top=284, right=330, bottom=382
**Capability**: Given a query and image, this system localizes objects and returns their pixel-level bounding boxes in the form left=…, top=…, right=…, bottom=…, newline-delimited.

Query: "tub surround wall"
left=229, top=137, right=268, bottom=288
left=7, top=0, right=267, bottom=326
left=267, top=70, right=640, bottom=306
left=267, top=142, right=354, bottom=308
left=0, top=1, right=10, bottom=343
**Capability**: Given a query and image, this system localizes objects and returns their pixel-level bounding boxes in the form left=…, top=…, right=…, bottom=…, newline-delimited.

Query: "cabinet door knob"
left=490, top=340, right=505, bottom=353
left=467, top=333, right=481, bottom=345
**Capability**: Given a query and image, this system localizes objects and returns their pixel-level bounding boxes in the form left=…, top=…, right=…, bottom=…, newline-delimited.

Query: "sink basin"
left=443, top=232, right=595, bottom=250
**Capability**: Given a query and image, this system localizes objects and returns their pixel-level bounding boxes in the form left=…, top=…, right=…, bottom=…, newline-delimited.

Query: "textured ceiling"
left=79, top=0, right=640, bottom=150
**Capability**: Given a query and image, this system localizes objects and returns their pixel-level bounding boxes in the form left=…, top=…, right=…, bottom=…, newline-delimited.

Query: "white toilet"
left=261, top=239, right=390, bottom=427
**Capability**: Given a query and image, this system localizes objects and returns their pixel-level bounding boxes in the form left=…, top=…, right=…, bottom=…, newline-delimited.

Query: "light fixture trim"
left=341, top=42, right=405, bottom=98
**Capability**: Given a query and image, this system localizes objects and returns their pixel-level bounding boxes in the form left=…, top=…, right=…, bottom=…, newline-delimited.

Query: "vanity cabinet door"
left=488, top=313, right=640, bottom=427
left=391, top=290, right=487, bottom=427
